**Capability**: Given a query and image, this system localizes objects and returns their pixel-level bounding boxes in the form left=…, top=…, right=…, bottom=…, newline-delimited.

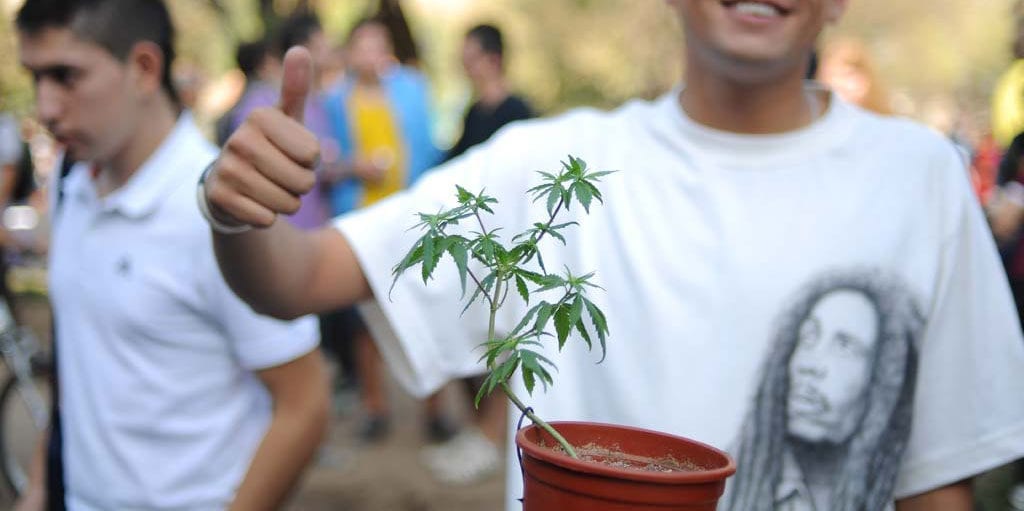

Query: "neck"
left=680, top=62, right=820, bottom=134
left=475, top=76, right=509, bottom=107
left=96, top=98, right=178, bottom=197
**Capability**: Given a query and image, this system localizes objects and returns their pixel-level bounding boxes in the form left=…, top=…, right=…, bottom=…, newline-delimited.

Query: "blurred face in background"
left=304, top=29, right=332, bottom=77
left=347, top=22, right=394, bottom=80
left=461, top=35, right=501, bottom=85
left=668, top=0, right=849, bottom=83
left=18, top=27, right=152, bottom=163
left=819, top=39, right=891, bottom=114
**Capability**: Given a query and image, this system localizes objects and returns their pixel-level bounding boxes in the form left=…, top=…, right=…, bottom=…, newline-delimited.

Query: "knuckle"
left=216, top=154, right=243, bottom=184
left=282, top=196, right=302, bottom=215
left=225, top=132, right=255, bottom=161
left=249, top=107, right=272, bottom=126
left=297, top=171, right=316, bottom=192
left=253, top=212, right=276, bottom=229
left=300, top=136, right=320, bottom=167
left=205, top=182, right=228, bottom=208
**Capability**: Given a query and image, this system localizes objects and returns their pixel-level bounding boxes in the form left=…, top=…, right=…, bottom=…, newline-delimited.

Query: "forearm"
left=14, top=429, right=49, bottom=511
left=213, top=223, right=372, bottom=319
left=213, top=222, right=318, bottom=319
left=895, top=480, right=973, bottom=511
left=227, top=384, right=330, bottom=510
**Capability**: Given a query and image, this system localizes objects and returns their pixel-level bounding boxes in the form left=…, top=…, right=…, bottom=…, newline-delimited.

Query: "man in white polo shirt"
left=14, top=1, right=328, bottom=510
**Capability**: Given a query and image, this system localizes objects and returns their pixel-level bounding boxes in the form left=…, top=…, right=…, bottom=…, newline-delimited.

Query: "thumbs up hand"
left=202, top=47, right=320, bottom=230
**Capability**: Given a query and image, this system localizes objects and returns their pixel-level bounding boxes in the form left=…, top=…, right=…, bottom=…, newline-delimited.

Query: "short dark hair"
left=466, top=24, right=503, bottom=59
left=236, top=40, right=269, bottom=80
left=16, top=0, right=179, bottom=106
left=276, top=12, right=322, bottom=58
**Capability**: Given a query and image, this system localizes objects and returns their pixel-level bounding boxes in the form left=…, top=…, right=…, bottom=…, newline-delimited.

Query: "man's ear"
left=128, top=41, right=166, bottom=97
left=826, top=0, right=850, bottom=24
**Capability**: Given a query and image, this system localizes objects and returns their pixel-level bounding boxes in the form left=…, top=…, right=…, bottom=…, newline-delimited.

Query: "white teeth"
left=733, top=1, right=780, bottom=17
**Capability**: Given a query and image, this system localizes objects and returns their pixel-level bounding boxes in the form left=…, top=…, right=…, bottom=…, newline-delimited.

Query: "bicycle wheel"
left=0, top=371, right=51, bottom=497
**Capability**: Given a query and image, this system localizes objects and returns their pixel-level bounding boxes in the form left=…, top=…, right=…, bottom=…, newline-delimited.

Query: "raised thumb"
left=277, top=46, right=313, bottom=123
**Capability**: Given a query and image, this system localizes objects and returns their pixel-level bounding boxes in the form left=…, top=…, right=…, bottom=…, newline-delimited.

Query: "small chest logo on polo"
left=116, top=256, right=132, bottom=278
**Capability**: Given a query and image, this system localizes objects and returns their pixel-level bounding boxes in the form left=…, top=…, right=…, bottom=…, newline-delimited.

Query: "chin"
left=787, top=421, right=826, bottom=443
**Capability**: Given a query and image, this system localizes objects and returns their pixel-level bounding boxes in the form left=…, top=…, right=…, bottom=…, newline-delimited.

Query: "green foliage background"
left=0, top=0, right=1015, bottom=131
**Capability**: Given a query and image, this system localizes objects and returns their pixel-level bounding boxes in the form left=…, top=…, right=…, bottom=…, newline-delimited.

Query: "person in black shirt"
left=444, top=24, right=533, bottom=162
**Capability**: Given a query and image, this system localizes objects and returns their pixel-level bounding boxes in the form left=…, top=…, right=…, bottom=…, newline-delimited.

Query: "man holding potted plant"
left=201, top=0, right=1024, bottom=509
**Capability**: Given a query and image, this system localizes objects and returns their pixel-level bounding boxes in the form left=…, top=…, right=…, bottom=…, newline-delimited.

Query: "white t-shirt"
left=49, top=114, right=318, bottom=510
left=337, top=89, right=1024, bottom=510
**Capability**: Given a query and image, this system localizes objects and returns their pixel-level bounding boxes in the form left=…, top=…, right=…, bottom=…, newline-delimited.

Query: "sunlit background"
left=0, top=0, right=1017, bottom=148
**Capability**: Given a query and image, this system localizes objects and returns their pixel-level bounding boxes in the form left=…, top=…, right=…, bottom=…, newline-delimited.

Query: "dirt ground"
left=287, top=369, right=506, bottom=511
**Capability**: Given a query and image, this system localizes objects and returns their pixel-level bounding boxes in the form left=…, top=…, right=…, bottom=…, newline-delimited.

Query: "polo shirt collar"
left=70, top=112, right=204, bottom=218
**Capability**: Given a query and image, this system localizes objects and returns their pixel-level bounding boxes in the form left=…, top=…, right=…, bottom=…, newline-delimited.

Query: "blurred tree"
left=0, top=0, right=1019, bottom=132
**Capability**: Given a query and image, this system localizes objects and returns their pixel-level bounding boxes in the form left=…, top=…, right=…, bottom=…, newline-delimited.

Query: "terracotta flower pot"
left=515, top=421, right=736, bottom=510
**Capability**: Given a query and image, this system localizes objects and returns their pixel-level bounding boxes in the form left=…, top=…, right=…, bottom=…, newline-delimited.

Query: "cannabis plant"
left=391, top=156, right=612, bottom=459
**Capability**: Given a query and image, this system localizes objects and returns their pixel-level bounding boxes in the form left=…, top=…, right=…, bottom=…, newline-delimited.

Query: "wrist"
left=196, top=161, right=253, bottom=235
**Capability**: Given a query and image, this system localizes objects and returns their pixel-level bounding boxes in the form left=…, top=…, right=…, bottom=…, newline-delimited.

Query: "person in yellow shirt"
left=324, top=17, right=449, bottom=444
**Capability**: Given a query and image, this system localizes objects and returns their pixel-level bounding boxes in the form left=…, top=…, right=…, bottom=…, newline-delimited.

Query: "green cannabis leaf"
left=391, top=155, right=614, bottom=459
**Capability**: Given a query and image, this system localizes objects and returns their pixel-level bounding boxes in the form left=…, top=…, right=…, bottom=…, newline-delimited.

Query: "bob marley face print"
left=788, top=290, right=880, bottom=444
left=723, top=270, right=924, bottom=511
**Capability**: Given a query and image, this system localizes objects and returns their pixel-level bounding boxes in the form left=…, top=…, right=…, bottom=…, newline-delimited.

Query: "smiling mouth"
left=721, top=0, right=792, bottom=18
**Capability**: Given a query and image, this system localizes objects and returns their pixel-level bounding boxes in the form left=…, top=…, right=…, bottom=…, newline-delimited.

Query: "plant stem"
left=486, top=274, right=578, bottom=459
left=500, top=381, right=578, bottom=459
left=532, top=197, right=565, bottom=248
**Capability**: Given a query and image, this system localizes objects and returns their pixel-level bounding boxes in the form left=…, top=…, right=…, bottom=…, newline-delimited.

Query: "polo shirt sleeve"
left=893, top=145, right=1024, bottom=498
left=202, top=251, right=319, bottom=371
left=334, top=126, right=541, bottom=398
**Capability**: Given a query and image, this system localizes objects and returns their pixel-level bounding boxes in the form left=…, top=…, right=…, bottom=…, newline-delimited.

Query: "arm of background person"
left=895, top=480, right=973, bottom=511
left=227, top=350, right=330, bottom=511
left=12, top=428, right=48, bottom=511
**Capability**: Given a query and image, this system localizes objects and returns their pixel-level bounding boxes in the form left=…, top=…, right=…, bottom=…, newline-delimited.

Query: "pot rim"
left=515, top=421, right=737, bottom=484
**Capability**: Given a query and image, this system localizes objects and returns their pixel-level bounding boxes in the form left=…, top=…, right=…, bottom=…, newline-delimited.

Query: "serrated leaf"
left=392, top=240, right=424, bottom=277
left=575, top=318, right=593, bottom=350
left=584, top=298, right=609, bottom=362
left=515, top=274, right=529, bottom=304
left=518, top=269, right=546, bottom=285
left=462, top=271, right=496, bottom=315
left=522, top=367, right=535, bottom=394
left=474, top=374, right=494, bottom=408
left=554, top=305, right=572, bottom=349
left=521, top=349, right=556, bottom=372
left=584, top=170, right=616, bottom=180
left=495, top=356, right=519, bottom=384
left=448, top=242, right=469, bottom=296
left=574, top=182, right=593, bottom=212
left=569, top=296, right=584, bottom=330
left=546, top=187, right=560, bottom=215
left=456, top=185, right=474, bottom=203
left=536, top=274, right=566, bottom=293
left=534, top=302, right=554, bottom=332
left=511, top=303, right=542, bottom=336
left=421, top=235, right=435, bottom=283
